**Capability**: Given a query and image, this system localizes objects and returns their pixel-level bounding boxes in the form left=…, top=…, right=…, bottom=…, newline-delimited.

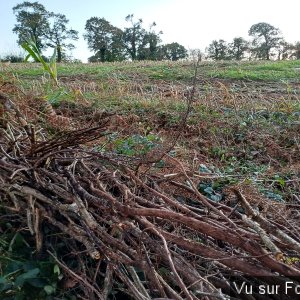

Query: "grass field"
left=0, top=59, right=300, bottom=299
left=1, top=59, right=299, bottom=202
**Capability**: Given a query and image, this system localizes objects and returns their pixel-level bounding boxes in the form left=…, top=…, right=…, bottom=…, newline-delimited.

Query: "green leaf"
left=210, top=194, right=223, bottom=202
left=49, top=47, right=58, bottom=79
left=0, top=277, right=7, bottom=285
left=24, top=53, right=31, bottom=62
left=21, top=40, right=58, bottom=86
left=0, top=282, right=13, bottom=293
left=26, top=277, right=46, bottom=288
left=50, top=47, right=57, bottom=66
left=204, top=186, right=214, bottom=194
left=199, top=164, right=212, bottom=174
left=6, top=261, right=23, bottom=273
left=44, top=284, right=55, bottom=295
left=58, top=273, right=64, bottom=280
left=276, top=178, right=285, bottom=187
left=53, top=264, right=60, bottom=275
left=264, top=191, right=284, bottom=202
left=21, top=43, right=41, bottom=62
left=15, top=268, right=40, bottom=287
left=23, top=261, right=38, bottom=272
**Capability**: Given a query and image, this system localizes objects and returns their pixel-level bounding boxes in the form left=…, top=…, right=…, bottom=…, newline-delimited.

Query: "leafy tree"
left=122, top=14, right=147, bottom=60
left=138, top=22, right=163, bottom=60
left=276, top=41, right=294, bottom=60
left=13, top=1, right=78, bottom=62
left=228, top=37, right=249, bottom=60
left=291, top=42, right=300, bottom=60
left=12, top=1, right=49, bottom=52
left=109, top=29, right=126, bottom=61
left=248, top=22, right=282, bottom=60
left=0, top=52, right=24, bottom=63
left=84, top=14, right=187, bottom=62
left=44, top=13, right=78, bottom=62
left=87, top=54, right=100, bottom=63
left=161, top=43, right=188, bottom=61
left=147, top=23, right=162, bottom=60
left=206, top=40, right=229, bottom=60
left=84, top=17, right=125, bottom=62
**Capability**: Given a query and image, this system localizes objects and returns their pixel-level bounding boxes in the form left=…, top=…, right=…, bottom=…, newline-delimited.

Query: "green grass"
left=2, top=59, right=300, bottom=83
left=207, top=60, right=300, bottom=80
left=3, top=58, right=299, bottom=88
left=0, top=61, right=300, bottom=178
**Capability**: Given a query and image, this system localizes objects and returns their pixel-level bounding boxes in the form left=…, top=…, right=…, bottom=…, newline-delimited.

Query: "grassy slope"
left=0, top=59, right=300, bottom=299
left=1, top=59, right=299, bottom=203
left=2, top=59, right=300, bottom=80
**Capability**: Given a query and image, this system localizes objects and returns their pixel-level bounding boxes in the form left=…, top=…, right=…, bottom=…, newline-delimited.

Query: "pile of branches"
left=1, top=95, right=300, bottom=300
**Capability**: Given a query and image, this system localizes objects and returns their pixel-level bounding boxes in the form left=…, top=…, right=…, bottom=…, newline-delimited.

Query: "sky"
left=0, top=0, right=299, bottom=62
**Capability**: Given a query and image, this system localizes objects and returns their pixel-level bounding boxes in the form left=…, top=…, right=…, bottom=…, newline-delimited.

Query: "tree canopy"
left=122, top=14, right=146, bottom=61
left=138, top=22, right=163, bottom=60
left=228, top=37, right=249, bottom=60
left=205, top=23, right=290, bottom=61
left=13, top=1, right=49, bottom=52
left=161, top=43, right=188, bottom=61
left=83, top=14, right=187, bottom=62
left=84, top=17, right=125, bottom=62
left=11, top=2, right=299, bottom=63
left=248, top=22, right=282, bottom=60
left=12, top=1, right=78, bottom=62
left=206, top=40, right=229, bottom=60
left=293, top=42, right=300, bottom=60
left=44, top=13, right=78, bottom=62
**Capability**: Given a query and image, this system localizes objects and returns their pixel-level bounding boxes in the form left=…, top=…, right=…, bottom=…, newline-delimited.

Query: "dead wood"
left=0, top=95, right=299, bottom=299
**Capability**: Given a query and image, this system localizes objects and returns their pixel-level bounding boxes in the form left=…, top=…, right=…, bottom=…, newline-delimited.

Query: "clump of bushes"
left=0, top=53, right=24, bottom=63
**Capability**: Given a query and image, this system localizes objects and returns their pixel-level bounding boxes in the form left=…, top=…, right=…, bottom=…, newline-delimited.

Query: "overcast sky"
left=0, top=0, right=299, bottom=62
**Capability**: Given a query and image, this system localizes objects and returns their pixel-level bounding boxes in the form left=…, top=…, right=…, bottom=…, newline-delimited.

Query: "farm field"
left=0, top=60, right=300, bottom=299
left=2, top=60, right=300, bottom=192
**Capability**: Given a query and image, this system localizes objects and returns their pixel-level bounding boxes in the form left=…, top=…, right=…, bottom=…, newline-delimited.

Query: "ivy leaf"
left=199, top=164, right=212, bottom=174
left=204, top=186, right=214, bottom=194
left=210, top=194, right=223, bottom=202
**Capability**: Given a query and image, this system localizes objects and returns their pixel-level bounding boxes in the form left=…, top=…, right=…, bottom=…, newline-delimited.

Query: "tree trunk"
left=57, top=46, right=62, bottom=63
left=100, top=48, right=106, bottom=62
